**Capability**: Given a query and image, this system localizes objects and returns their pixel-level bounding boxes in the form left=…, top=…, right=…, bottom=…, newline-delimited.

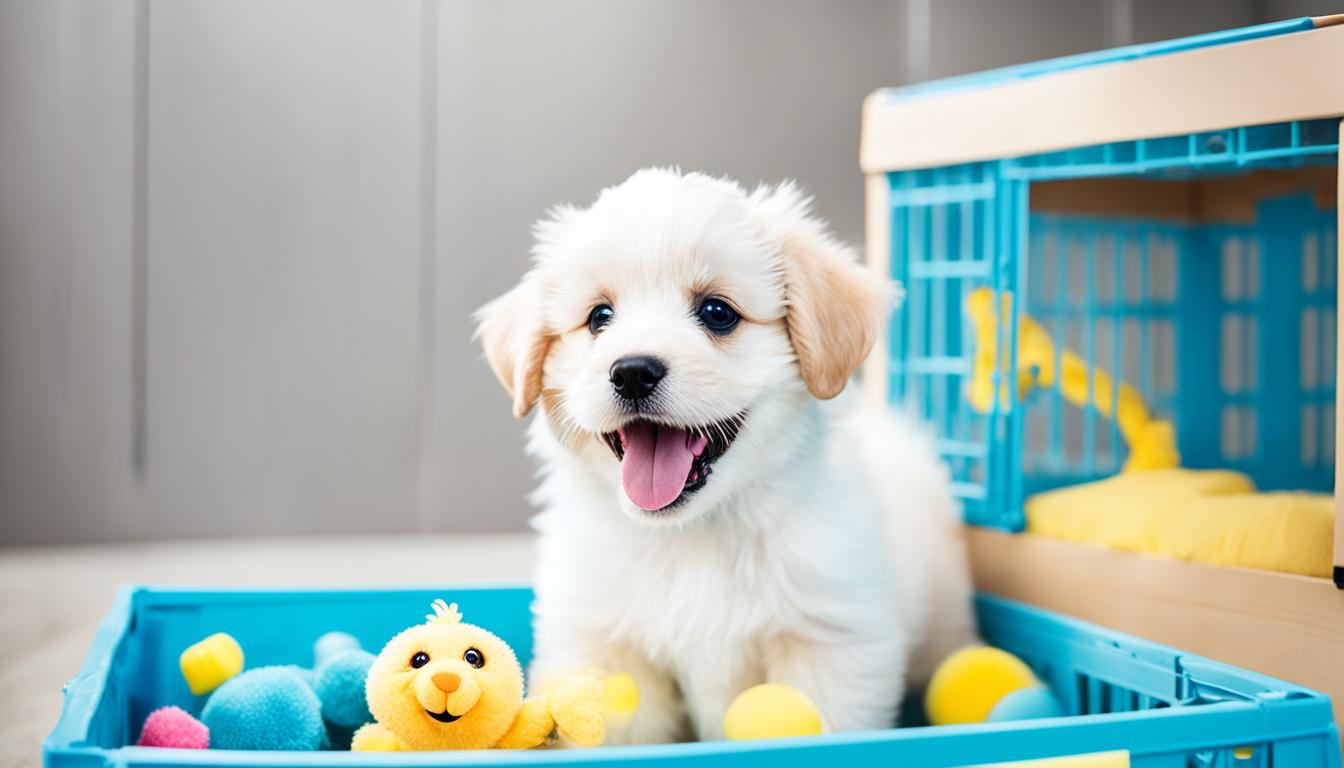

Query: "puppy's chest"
left=600, top=532, right=812, bottom=654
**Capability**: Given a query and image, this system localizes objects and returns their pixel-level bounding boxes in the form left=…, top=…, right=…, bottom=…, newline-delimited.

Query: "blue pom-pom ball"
left=279, top=664, right=316, bottom=689
left=313, top=632, right=361, bottom=668
left=314, top=649, right=375, bottom=729
left=202, top=667, right=324, bottom=750
left=986, top=686, right=1066, bottom=722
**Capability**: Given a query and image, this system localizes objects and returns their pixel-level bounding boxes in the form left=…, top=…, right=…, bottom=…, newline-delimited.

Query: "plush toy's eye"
left=463, top=648, right=485, bottom=668
left=410, top=651, right=430, bottom=669
left=696, top=297, right=740, bottom=335
left=588, top=304, right=614, bottom=334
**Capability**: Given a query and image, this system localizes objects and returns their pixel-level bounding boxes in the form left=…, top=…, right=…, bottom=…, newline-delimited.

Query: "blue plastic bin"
left=45, top=586, right=1341, bottom=767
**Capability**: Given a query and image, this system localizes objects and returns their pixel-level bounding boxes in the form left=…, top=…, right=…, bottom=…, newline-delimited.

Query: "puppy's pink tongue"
left=619, top=423, right=696, bottom=510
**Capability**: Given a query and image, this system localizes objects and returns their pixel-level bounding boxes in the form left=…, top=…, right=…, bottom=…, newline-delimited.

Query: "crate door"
left=887, top=165, right=1026, bottom=529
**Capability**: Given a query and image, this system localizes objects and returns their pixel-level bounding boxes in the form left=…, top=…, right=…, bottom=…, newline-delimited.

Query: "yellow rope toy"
left=965, top=287, right=1179, bottom=472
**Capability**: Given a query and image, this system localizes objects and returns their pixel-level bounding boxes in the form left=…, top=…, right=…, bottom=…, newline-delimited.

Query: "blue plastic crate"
left=882, top=16, right=1341, bottom=532
left=887, top=118, right=1339, bottom=531
left=45, top=586, right=1341, bottom=767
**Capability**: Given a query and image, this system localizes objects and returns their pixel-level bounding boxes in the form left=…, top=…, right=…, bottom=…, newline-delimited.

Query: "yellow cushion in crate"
left=180, top=632, right=244, bottom=696
left=1027, top=468, right=1333, bottom=578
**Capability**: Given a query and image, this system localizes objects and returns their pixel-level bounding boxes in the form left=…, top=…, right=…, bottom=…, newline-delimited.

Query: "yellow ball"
left=179, top=632, right=244, bottom=696
left=723, top=684, right=823, bottom=740
left=925, top=646, right=1038, bottom=725
left=602, top=673, right=640, bottom=726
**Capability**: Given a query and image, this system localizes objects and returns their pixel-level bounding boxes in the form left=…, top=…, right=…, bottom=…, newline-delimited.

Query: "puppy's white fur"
left=477, top=169, right=976, bottom=741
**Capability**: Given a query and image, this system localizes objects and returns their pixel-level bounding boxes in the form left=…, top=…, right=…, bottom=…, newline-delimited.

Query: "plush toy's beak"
left=414, top=661, right=481, bottom=720
left=432, top=671, right=461, bottom=693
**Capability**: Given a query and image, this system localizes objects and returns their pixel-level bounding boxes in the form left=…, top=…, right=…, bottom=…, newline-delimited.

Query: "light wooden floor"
left=0, top=534, right=537, bottom=768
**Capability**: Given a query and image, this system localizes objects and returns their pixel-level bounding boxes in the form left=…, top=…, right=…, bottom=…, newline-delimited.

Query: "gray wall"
left=0, top=0, right=1302, bottom=545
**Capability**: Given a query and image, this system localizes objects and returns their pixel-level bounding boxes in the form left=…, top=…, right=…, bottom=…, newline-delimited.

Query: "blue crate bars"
left=1021, top=214, right=1184, bottom=494
left=886, top=163, right=1028, bottom=528
left=887, top=118, right=1339, bottom=531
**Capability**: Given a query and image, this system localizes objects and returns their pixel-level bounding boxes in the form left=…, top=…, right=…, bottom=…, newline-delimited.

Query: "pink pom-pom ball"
left=138, top=705, right=209, bottom=749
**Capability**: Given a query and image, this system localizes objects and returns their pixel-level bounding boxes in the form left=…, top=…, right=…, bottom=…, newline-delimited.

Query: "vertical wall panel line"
left=1104, top=0, right=1134, bottom=48
left=904, top=0, right=930, bottom=84
left=415, top=0, right=441, bottom=531
left=131, top=0, right=150, bottom=484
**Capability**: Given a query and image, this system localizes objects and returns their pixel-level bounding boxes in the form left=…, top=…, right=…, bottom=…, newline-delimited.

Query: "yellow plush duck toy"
left=352, top=600, right=605, bottom=751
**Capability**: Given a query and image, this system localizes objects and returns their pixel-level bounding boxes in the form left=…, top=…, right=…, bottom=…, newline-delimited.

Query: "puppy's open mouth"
left=602, top=415, right=744, bottom=513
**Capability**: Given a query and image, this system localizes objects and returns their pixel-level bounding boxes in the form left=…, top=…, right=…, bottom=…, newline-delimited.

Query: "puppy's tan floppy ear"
left=754, top=183, right=895, bottom=400
left=474, top=275, right=553, bottom=418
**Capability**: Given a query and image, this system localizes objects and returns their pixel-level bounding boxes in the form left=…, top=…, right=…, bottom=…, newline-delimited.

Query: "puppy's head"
left=476, top=169, right=891, bottom=524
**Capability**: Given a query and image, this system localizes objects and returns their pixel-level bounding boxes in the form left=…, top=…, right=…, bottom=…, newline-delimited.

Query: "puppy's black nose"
left=609, top=355, right=666, bottom=401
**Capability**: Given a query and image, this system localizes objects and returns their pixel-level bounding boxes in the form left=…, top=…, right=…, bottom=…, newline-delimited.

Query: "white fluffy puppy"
left=476, top=168, right=976, bottom=742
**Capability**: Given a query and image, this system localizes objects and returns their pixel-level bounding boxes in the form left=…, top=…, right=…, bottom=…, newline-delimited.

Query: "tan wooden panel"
left=1335, top=125, right=1344, bottom=585
left=1029, top=166, right=1337, bottom=222
left=862, top=23, right=1344, bottom=173
left=863, top=173, right=892, bottom=410
left=969, top=527, right=1344, bottom=736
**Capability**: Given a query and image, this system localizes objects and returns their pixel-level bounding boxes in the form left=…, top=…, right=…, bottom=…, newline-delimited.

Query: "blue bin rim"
left=44, top=585, right=1339, bottom=766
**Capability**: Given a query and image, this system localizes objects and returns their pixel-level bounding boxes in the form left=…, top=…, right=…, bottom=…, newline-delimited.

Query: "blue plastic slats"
left=1018, top=217, right=1182, bottom=495
left=1001, top=120, right=1338, bottom=183
left=1003, top=178, right=1029, bottom=529
left=1258, top=194, right=1309, bottom=490
left=1177, top=224, right=1221, bottom=471
left=1051, top=229, right=1067, bottom=472
left=887, top=164, right=1000, bottom=523
left=1082, top=227, right=1098, bottom=477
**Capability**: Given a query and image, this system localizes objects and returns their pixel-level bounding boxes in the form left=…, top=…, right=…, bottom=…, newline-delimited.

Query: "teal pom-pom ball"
left=201, top=667, right=324, bottom=750
left=313, top=649, right=375, bottom=729
left=313, top=632, right=361, bottom=667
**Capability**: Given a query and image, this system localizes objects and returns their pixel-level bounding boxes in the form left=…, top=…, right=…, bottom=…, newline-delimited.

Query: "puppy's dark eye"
left=588, top=304, right=614, bottom=334
left=463, top=648, right=485, bottom=668
left=410, top=651, right=430, bottom=669
left=696, top=297, right=740, bottom=335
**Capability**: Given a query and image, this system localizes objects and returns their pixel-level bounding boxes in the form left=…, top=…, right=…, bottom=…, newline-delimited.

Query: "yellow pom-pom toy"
left=602, top=673, right=640, bottom=727
left=179, top=632, right=245, bottom=696
left=925, top=646, right=1064, bottom=726
left=723, top=684, right=823, bottom=740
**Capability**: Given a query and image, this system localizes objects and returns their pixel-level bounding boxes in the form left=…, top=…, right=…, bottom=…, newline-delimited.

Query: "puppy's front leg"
left=678, top=661, right=754, bottom=742
left=606, top=648, right=691, bottom=745
left=762, top=635, right=905, bottom=733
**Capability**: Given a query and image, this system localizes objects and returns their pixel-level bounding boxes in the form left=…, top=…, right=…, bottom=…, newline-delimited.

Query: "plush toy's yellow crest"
left=425, top=599, right=462, bottom=626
